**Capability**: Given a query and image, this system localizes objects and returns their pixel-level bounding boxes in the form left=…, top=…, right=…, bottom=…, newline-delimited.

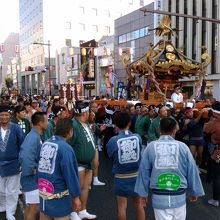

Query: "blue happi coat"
left=135, top=135, right=205, bottom=209
left=20, top=127, right=43, bottom=192
left=0, top=122, right=24, bottom=177
left=107, top=130, right=142, bottom=174
left=38, top=135, right=81, bottom=218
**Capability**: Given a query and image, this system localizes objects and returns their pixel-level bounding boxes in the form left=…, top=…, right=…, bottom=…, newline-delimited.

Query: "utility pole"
left=33, top=40, right=51, bottom=96
left=48, top=40, right=51, bottom=96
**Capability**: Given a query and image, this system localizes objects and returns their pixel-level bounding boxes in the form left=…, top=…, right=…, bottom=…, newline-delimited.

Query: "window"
left=92, top=8, right=98, bottom=16
left=65, top=22, right=71, bottom=29
left=80, top=6, right=85, bottom=14
left=134, top=30, right=140, bottom=39
left=140, top=28, right=145, bottom=37
left=105, top=26, right=110, bottom=34
left=130, top=31, right=135, bottom=40
left=145, top=27, right=149, bottom=35
left=158, top=0, right=161, bottom=8
left=119, top=36, right=123, bottom=44
left=122, top=34, right=126, bottom=43
left=129, top=0, right=133, bottom=5
left=92, top=25, right=98, bottom=32
left=39, top=2, right=42, bottom=12
left=126, top=32, right=131, bottom=41
left=105, top=10, right=110, bottom=17
left=118, top=26, right=150, bottom=44
left=65, top=39, right=72, bottom=47
left=140, top=0, right=144, bottom=6
left=79, top=23, right=85, bottom=31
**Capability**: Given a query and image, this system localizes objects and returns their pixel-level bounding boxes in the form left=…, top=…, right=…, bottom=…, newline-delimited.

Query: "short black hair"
left=160, top=117, right=177, bottom=133
left=212, top=101, right=220, bottom=112
left=135, top=103, right=142, bottom=109
left=52, top=106, right=65, bottom=117
left=157, top=104, right=165, bottom=113
left=14, top=105, right=26, bottom=114
left=114, top=112, right=131, bottom=129
left=174, top=84, right=180, bottom=90
left=148, top=104, right=156, bottom=111
left=31, top=112, right=47, bottom=126
left=54, top=118, right=73, bottom=138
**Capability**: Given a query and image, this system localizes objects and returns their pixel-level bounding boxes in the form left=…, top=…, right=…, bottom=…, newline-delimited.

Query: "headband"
left=75, top=106, right=89, bottom=114
left=212, top=109, right=220, bottom=115
left=105, top=108, right=114, bottom=115
left=55, top=108, right=64, bottom=116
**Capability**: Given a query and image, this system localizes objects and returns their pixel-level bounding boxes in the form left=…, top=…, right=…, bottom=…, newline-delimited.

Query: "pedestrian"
left=11, top=105, right=31, bottom=136
left=170, top=84, right=183, bottom=104
left=68, top=101, right=97, bottom=219
left=43, top=106, right=67, bottom=141
left=148, top=105, right=168, bottom=142
left=135, top=105, right=157, bottom=153
left=183, top=107, right=206, bottom=166
left=203, top=101, right=220, bottom=207
left=20, top=112, right=48, bottom=220
left=90, top=101, right=106, bottom=186
left=38, top=118, right=81, bottom=220
left=135, top=117, right=204, bottom=220
left=0, top=105, right=25, bottom=220
left=107, top=112, right=145, bottom=220
left=31, top=98, right=42, bottom=114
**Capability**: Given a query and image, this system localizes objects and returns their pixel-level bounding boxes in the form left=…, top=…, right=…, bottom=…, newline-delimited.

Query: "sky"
left=0, top=0, right=19, bottom=42
left=0, top=0, right=154, bottom=43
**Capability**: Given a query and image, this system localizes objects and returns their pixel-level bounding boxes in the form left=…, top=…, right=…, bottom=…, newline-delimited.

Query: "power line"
left=140, top=8, right=220, bottom=24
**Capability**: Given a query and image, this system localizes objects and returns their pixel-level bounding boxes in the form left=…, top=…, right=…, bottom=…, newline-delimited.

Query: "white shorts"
left=78, top=166, right=86, bottom=172
left=154, top=204, right=186, bottom=220
left=24, top=189, right=40, bottom=204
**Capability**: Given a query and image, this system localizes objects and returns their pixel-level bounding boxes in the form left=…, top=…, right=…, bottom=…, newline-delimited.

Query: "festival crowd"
left=0, top=90, right=220, bottom=220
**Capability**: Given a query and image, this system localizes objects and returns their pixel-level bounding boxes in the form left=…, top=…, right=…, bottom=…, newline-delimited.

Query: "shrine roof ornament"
left=124, top=16, right=211, bottom=99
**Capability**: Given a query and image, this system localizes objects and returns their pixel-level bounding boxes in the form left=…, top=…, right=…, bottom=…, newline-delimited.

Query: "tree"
left=5, top=76, right=13, bottom=94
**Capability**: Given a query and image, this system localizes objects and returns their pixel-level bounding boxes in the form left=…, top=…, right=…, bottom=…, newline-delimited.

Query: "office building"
left=114, top=2, right=154, bottom=98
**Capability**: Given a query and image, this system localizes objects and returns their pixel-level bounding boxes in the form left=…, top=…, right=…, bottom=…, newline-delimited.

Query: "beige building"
left=154, top=0, right=220, bottom=100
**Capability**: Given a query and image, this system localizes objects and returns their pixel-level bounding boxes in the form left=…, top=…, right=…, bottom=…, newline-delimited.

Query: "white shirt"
left=1, top=127, right=7, bottom=140
left=171, top=92, right=183, bottom=103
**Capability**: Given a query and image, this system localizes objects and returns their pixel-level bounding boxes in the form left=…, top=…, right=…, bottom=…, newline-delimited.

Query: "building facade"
left=19, top=0, right=149, bottom=95
left=0, top=33, right=19, bottom=92
left=155, top=0, right=220, bottom=100
left=114, top=2, right=154, bottom=99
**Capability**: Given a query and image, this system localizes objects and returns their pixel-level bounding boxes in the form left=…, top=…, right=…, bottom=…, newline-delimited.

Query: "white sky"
left=0, top=0, right=19, bottom=42
left=0, top=0, right=154, bottom=43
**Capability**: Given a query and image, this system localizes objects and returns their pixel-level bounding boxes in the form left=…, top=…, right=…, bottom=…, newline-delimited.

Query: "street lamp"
left=16, top=64, right=20, bottom=93
left=33, top=40, right=51, bottom=96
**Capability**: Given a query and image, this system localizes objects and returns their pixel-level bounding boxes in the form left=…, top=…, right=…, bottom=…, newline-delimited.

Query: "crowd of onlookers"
left=0, top=93, right=220, bottom=220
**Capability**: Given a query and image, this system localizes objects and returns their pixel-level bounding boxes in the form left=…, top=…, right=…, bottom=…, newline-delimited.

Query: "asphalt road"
left=1, top=152, right=220, bottom=220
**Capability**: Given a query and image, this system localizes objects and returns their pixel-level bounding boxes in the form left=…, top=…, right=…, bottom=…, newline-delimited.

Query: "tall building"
left=0, top=33, right=19, bottom=91
left=19, top=0, right=149, bottom=95
left=155, top=0, right=220, bottom=100
left=114, top=2, right=154, bottom=98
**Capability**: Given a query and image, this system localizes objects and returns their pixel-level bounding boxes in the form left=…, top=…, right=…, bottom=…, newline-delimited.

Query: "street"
left=1, top=152, right=220, bottom=220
